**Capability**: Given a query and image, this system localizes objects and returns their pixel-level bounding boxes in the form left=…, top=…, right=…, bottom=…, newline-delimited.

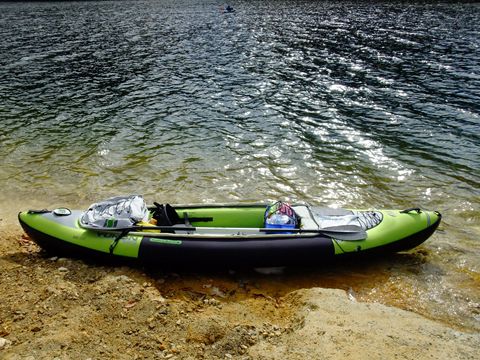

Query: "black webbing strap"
left=187, top=217, right=214, bottom=222
left=400, top=208, right=422, bottom=214
left=109, top=229, right=130, bottom=255
left=28, top=209, right=51, bottom=214
left=183, top=212, right=191, bottom=226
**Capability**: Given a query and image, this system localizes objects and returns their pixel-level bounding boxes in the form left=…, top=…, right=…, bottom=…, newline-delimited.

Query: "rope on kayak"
left=355, top=211, right=383, bottom=230
left=332, top=238, right=363, bottom=253
left=109, top=229, right=130, bottom=255
left=332, top=238, right=347, bottom=254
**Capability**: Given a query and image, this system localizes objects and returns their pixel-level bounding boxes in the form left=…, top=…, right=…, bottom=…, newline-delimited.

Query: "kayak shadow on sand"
left=0, top=244, right=437, bottom=300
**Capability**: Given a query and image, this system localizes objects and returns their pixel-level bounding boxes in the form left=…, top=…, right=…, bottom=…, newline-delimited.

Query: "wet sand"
left=1, top=224, right=478, bottom=359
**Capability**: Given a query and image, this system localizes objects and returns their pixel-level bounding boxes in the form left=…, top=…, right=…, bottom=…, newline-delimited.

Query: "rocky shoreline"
left=1, top=227, right=478, bottom=359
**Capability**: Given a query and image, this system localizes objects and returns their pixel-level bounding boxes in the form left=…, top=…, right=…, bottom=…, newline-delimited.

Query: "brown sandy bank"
left=1, top=227, right=478, bottom=360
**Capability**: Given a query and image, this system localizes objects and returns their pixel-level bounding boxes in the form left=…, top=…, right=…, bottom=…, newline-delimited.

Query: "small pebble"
left=31, top=326, right=42, bottom=332
left=58, top=267, right=68, bottom=272
left=0, top=337, right=12, bottom=349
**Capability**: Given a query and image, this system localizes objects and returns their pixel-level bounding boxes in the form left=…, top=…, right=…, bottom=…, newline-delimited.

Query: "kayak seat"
left=152, top=203, right=215, bottom=234
left=152, top=203, right=180, bottom=226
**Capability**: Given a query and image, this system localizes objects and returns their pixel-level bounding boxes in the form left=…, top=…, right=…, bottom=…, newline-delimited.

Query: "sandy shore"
left=1, top=226, right=478, bottom=360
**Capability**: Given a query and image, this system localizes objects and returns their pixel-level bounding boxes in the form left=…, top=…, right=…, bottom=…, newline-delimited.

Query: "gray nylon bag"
left=80, top=195, right=149, bottom=229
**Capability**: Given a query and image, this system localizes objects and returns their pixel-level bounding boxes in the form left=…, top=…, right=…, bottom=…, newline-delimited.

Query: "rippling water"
left=1, top=1, right=479, bottom=330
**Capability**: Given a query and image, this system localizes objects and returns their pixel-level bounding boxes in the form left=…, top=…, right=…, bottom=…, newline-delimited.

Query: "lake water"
left=0, top=0, right=479, bottom=331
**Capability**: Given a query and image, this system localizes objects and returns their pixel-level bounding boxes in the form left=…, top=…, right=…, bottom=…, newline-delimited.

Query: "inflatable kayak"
left=18, top=196, right=441, bottom=267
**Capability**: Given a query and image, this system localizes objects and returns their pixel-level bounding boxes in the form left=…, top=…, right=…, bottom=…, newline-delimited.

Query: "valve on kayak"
left=53, top=208, right=72, bottom=216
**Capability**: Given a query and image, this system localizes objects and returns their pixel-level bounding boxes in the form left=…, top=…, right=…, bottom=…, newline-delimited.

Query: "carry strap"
left=28, top=209, right=50, bottom=214
left=400, top=208, right=422, bottom=214
left=109, top=229, right=130, bottom=254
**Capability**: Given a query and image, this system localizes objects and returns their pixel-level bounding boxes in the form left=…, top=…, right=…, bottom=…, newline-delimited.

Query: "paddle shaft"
left=90, top=224, right=367, bottom=241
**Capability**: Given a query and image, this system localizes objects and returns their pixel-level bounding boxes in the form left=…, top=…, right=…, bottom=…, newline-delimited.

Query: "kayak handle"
left=400, top=208, right=422, bottom=214
left=27, top=209, right=51, bottom=214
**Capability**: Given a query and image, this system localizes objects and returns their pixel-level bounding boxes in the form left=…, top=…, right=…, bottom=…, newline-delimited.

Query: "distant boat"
left=223, top=5, right=235, bottom=13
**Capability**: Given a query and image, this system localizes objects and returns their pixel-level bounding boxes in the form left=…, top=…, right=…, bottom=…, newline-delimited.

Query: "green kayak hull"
left=18, top=203, right=441, bottom=267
